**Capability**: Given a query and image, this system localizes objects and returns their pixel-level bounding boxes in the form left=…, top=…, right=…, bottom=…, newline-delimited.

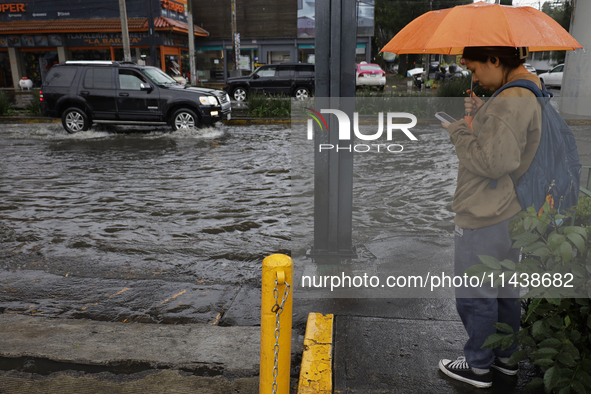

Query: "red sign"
left=160, top=0, right=184, bottom=14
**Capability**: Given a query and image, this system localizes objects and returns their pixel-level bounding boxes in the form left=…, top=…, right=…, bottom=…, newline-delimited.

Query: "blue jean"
left=454, top=218, right=521, bottom=369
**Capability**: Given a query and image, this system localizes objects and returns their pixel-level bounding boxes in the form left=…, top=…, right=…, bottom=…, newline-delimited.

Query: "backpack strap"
left=488, top=78, right=547, bottom=189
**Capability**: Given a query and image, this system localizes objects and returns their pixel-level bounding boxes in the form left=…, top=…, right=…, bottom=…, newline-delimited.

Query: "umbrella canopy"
left=380, top=2, right=582, bottom=55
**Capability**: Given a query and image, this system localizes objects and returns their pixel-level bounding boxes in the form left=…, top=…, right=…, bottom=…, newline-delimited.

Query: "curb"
left=298, top=313, right=333, bottom=394
left=0, top=117, right=60, bottom=124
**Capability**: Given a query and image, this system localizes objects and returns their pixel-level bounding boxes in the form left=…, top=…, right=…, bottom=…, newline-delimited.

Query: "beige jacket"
left=447, top=72, right=543, bottom=229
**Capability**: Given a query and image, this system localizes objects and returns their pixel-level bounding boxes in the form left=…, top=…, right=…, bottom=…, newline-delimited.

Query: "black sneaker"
left=491, top=357, right=518, bottom=376
left=439, top=356, right=493, bottom=388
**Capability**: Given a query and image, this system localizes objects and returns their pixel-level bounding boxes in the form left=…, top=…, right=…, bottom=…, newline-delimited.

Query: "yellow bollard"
left=260, top=254, right=293, bottom=394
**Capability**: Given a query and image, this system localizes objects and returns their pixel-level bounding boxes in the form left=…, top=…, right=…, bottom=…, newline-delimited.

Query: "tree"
left=373, top=0, right=471, bottom=76
left=541, top=1, right=572, bottom=63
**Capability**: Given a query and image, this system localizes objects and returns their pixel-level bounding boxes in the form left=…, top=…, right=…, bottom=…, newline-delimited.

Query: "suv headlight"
left=199, top=96, right=219, bottom=106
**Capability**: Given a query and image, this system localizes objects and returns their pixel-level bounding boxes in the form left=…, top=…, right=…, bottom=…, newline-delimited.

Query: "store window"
left=22, top=51, right=58, bottom=87
left=299, top=48, right=315, bottom=64
left=0, top=52, right=13, bottom=87
left=195, top=48, right=224, bottom=82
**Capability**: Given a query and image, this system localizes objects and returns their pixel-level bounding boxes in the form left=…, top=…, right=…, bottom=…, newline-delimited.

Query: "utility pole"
left=118, top=0, right=132, bottom=61
left=231, top=0, right=238, bottom=71
left=187, top=0, right=197, bottom=86
left=147, top=0, right=158, bottom=67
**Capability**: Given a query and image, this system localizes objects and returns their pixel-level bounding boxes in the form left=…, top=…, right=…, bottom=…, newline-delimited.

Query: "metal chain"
left=271, top=276, right=290, bottom=394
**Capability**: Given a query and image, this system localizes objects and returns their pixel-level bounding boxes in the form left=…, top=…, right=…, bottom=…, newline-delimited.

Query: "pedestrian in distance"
left=439, top=46, right=544, bottom=388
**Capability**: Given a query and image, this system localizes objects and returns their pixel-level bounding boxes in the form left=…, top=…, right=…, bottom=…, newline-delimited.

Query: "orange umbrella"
left=381, top=2, right=582, bottom=55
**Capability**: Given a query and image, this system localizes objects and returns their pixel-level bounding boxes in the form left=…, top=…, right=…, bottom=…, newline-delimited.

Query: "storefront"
left=0, top=0, right=208, bottom=88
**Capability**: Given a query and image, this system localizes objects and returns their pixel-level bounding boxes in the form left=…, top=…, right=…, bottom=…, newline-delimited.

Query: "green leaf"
left=513, top=232, right=541, bottom=248
left=560, top=343, right=580, bottom=358
left=527, top=377, right=544, bottom=391
left=549, top=234, right=567, bottom=250
left=575, top=371, right=591, bottom=388
left=570, top=381, right=587, bottom=394
left=464, top=264, right=493, bottom=279
left=534, top=358, right=556, bottom=368
left=564, top=315, right=571, bottom=328
left=498, top=259, right=516, bottom=270
left=549, top=314, right=564, bottom=329
left=532, top=246, right=551, bottom=258
left=538, top=338, right=562, bottom=348
left=557, top=352, right=577, bottom=367
left=569, top=330, right=581, bottom=342
left=558, top=386, right=571, bottom=394
left=508, top=349, right=528, bottom=365
left=481, top=333, right=505, bottom=349
left=478, top=255, right=502, bottom=269
left=501, top=334, right=515, bottom=350
left=545, top=366, right=561, bottom=391
left=563, top=226, right=588, bottom=239
left=567, top=233, right=586, bottom=253
left=525, top=298, right=542, bottom=323
left=531, top=347, right=559, bottom=358
left=522, top=241, right=546, bottom=254
left=560, top=241, right=573, bottom=263
left=494, top=322, right=514, bottom=333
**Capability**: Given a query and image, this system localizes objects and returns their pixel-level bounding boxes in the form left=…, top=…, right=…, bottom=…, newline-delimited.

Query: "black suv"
left=224, top=63, right=314, bottom=102
left=40, top=61, right=231, bottom=133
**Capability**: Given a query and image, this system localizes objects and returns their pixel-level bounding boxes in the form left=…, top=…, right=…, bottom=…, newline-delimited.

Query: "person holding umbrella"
left=380, top=2, right=582, bottom=389
left=438, top=45, right=542, bottom=389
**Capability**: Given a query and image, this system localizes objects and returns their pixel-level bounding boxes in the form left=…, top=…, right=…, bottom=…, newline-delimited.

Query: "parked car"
left=538, top=64, right=564, bottom=87
left=40, top=61, right=231, bottom=133
left=224, top=63, right=314, bottom=102
left=523, top=63, right=537, bottom=75
left=355, top=62, right=386, bottom=90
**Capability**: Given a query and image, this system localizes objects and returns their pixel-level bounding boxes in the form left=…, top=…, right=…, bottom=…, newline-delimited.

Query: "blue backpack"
left=490, top=79, right=581, bottom=215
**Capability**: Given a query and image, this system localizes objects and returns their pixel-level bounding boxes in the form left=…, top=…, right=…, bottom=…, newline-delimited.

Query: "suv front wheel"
left=232, top=87, right=248, bottom=102
left=171, top=108, right=199, bottom=131
left=294, top=87, right=310, bottom=101
left=62, top=107, right=90, bottom=134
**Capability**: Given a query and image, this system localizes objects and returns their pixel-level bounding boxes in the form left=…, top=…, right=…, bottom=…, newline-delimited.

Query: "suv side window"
left=256, top=66, right=277, bottom=78
left=44, top=66, right=78, bottom=87
left=296, top=65, right=314, bottom=77
left=277, top=66, right=295, bottom=78
left=118, top=69, right=148, bottom=90
left=83, top=67, right=115, bottom=89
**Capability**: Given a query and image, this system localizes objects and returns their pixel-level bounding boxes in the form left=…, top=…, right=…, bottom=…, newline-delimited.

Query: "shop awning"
left=0, top=17, right=209, bottom=37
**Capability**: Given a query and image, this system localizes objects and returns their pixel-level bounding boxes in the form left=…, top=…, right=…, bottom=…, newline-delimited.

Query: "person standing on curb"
left=439, top=46, right=543, bottom=388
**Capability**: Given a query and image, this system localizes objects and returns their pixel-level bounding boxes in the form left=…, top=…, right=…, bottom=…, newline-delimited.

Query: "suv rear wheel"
left=62, top=107, right=90, bottom=134
left=294, top=87, right=310, bottom=100
left=171, top=108, right=199, bottom=131
left=232, top=87, right=248, bottom=102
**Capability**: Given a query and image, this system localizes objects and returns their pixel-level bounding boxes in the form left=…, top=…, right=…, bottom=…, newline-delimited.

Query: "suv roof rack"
left=65, top=61, right=115, bottom=65
left=63, top=61, right=138, bottom=66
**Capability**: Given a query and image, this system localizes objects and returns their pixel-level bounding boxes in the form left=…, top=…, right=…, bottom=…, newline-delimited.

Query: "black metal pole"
left=311, top=0, right=357, bottom=259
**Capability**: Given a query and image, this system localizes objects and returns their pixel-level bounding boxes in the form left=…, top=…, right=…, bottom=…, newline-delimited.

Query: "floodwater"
left=1, top=120, right=588, bottom=322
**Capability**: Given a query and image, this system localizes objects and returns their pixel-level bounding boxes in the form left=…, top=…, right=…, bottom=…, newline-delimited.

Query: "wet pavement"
left=0, top=116, right=590, bottom=392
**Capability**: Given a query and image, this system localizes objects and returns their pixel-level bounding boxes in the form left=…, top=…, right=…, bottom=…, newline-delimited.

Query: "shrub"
left=0, top=90, right=13, bottom=116
left=467, top=200, right=591, bottom=393
left=25, top=91, right=41, bottom=115
left=247, top=94, right=291, bottom=118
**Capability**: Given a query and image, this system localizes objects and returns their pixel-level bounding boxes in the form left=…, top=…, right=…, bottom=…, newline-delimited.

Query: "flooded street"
left=0, top=123, right=290, bottom=323
left=1, top=120, right=589, bottom=323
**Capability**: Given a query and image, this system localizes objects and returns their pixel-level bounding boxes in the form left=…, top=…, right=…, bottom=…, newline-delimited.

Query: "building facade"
left=0, top=0, right=208, bottom=88
left=193, top=0, right=374, bottom=82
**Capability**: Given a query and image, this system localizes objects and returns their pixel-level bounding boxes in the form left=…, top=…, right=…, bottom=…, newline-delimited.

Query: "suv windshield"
left=143, top=67, right=178, bottom=85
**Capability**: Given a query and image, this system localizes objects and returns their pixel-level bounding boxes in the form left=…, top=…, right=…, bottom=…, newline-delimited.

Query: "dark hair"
left=462, top=46, right=525, bottom=70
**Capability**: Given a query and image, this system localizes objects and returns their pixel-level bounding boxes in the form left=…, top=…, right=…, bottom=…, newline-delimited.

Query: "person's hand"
left=441, top=122, right=451, bottom=130
left=465, top=90, right=484, bottom=115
